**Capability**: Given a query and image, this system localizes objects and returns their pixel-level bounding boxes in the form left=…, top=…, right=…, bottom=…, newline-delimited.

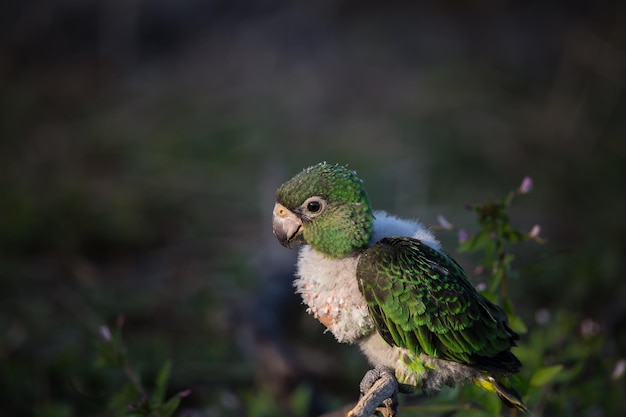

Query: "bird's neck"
left=306, top=204, right=374, bottom=258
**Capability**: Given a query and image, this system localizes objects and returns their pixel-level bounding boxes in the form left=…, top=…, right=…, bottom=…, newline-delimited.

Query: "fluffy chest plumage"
left=294, top=245, right=374, bottom=343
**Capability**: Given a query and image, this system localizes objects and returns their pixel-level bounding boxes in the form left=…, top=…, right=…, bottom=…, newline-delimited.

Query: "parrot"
left=271, top=162, right=527, bottom=413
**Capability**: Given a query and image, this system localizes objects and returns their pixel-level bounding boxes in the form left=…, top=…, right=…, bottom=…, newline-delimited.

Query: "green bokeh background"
left=1, top=1, right=625, bottom=416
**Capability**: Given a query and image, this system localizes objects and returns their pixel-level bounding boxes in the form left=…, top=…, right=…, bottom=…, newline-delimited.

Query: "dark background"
left=1, top=1, right=625, bottom=416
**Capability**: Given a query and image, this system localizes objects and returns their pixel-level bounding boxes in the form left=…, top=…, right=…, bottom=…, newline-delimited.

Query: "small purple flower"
left=458, top=228, right=469, bottom=244
left=475, top=282, right=487, bottom=292
left=535, top=308, right=551, bottom=325
left=518, top=176, right=533, bottom=194
left=612, top=359, right=626, bottom=381
left=99, top=325, right=112, bottom=342
left=529, top=224, right=541, bottom=239
left=580, top=318, right=600, bottom=338
left=436, top=214, right=453, bottom=230
left=177, top=389, right=192, bottom=398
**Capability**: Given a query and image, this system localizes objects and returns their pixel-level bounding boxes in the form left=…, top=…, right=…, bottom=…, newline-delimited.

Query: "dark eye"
left=307, top=201, right=321, bottom=213
left=302, top=197, right=325, bottom=216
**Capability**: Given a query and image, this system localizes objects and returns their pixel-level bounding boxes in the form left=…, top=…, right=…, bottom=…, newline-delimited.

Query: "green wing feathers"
left=357, top=237, right=521, bottom=375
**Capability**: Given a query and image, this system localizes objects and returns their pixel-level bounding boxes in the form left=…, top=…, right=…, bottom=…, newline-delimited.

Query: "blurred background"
left=1, top=1, right=625, bottom=416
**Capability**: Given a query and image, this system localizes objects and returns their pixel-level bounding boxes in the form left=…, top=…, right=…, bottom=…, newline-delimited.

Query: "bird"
left=271, top=162, right=527, bottom=414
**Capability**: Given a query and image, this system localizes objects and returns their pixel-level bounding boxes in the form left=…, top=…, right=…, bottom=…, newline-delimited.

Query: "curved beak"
left=272, top=203, right=303, bottom=248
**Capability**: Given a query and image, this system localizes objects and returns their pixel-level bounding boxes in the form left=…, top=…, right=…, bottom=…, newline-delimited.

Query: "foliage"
left=93, top=316, right=190, bottom=417
left=397, top=178, right=624, bottom=416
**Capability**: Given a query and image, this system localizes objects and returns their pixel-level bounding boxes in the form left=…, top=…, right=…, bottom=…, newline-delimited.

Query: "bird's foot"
left=358, top=365, right=391, bottom=397
left=347, top=365, right=398, bottom=417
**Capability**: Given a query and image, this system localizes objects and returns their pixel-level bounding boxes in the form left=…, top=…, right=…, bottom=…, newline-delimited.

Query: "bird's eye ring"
left=302, top=197, right=325, bottom=216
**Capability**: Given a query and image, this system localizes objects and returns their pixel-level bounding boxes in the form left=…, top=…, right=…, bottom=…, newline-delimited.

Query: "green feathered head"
left=273, top=162, right=374, bottom=258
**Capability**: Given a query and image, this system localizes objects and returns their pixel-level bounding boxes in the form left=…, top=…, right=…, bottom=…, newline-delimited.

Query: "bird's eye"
left=307, top=201, right=321, bottom=212
left=302, top=197, right=325, bottom=216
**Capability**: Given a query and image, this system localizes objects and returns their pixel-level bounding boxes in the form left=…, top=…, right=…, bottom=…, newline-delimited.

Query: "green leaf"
left=108, top=383, right=140, bottom=417
left=501, top=191, right=516, bottom=207
left=153, top=361, right=172, bottom=404
left=158, top=396, right=181, bottom=417
left=488, top=268, right=504, bottom=293
left=530, top=365, right=563, bottom=387
left=289, top=384, right=313, bottom=417
left=459, top=230, right=491, bottom=253
left=503, top=228, right=526, bottom=243
left=507, top=314, right=528, bottom=334
left=502, top=299, right=526, bottom=334
left=479, top=386, right=502, bottom=416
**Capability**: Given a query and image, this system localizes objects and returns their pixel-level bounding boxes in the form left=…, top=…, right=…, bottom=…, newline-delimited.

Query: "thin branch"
left=347, top=370, right=398, bottom=417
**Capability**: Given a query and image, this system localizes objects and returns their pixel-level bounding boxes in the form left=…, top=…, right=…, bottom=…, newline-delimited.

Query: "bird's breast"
left=294, top=246, right=374, bottom=343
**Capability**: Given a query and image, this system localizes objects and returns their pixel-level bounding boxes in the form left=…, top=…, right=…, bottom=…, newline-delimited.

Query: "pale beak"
left=272, top=203, right=303, bottom=248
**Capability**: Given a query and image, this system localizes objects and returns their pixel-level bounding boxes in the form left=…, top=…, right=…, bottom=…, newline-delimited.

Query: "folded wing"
left=356, top=237, right=520, bottom=374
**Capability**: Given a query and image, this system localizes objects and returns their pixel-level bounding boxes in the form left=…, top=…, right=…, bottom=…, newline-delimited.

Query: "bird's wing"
left=357, top=236, right=520, bottom=374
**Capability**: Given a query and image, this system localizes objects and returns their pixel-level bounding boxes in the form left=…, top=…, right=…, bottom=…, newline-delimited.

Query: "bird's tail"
left=474, top=375, right=528, bottom=413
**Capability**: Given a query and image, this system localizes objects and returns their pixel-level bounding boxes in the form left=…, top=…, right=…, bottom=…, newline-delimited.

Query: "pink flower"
left=436, top=214, right=453, bottom=230
left=529, top=224, right=541, bottom=239
left=177, top=389, right=192, bottom=398
left=612, top=359, right=626, bottom=380
left=535, top=308, right=551, bottom=325
left=518, top=176, right=533, bottom=194
left=99, top=325, right=112, bottom=342
left=580, top=318, right=600, bottom=338
left=458, top=228, right=469, bottom=243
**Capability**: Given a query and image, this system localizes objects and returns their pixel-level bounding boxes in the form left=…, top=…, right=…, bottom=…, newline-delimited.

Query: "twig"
left=347, top=369, right=398, bottom=417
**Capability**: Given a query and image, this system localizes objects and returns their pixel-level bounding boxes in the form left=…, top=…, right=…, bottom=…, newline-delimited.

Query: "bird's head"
left=273, top=162, right=374, bottom=258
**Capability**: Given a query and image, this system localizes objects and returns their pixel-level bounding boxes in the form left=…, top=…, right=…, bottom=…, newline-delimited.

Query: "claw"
left=359, top=365, right=394, bottom=396
left=349, top=366, right=398, bottom=417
